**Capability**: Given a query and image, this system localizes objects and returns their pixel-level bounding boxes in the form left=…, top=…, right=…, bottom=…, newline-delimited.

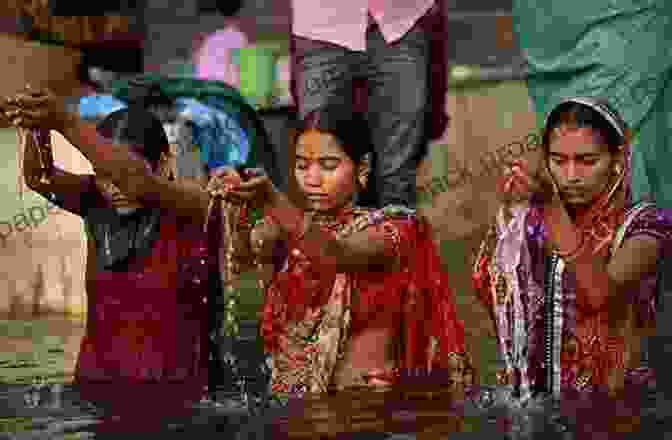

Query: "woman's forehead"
left=548, top=126, right=607, bottom=155
left=296, top=130, right=345, bottom=157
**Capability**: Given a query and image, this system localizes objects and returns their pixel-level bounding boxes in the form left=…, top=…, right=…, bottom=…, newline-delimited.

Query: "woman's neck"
left=307, top=202, right=355, bottom=222
left=565, top=203, right=586, bottom=222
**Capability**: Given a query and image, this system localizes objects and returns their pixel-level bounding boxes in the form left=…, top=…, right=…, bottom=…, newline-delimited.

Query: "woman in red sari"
left=219, top=106, right=474, bottom=397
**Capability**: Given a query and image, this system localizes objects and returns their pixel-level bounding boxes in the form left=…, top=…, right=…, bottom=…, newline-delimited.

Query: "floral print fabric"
left=261, top=206, right=474, bottom=398
left=473, top=201, right=672, bottom=396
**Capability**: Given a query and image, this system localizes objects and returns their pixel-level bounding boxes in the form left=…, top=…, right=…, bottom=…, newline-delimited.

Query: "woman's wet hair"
left=96, top=107, right=170, bottom=171
left=298, top=107, right=374, bottom=164
left=543, top=100, right=626, bottom=153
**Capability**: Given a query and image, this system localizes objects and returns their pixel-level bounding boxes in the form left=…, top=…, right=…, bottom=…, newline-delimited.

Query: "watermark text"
left=0, top=201, right=62, bottom=248
left=418, top=132, right=542, bottom=204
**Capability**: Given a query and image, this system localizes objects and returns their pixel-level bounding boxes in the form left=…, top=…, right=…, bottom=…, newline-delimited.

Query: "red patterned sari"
left=471, top=136, right=672, bottom=399
left=259, top=205, right=474, bottom=397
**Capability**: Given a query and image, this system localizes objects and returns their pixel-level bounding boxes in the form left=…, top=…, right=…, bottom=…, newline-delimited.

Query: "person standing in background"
left=290, top=0, right=448, bottom=209
left=194, top=2, right=249, bottom=89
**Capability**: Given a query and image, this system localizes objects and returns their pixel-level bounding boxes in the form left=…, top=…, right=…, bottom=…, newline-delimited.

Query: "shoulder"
left=354, top=204, right=418, bottom=228
left=621, top=201, right=672, bottom=244
left=332, top=205, right=419, bottom=241
left=370, top=205, right=417, bottom=222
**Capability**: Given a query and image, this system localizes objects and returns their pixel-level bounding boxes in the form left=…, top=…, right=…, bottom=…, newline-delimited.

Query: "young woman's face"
left=95, top=149, right=155, bottom=215
left=547, top=125, right=619, bottom=207
left=295, top=129, right=359, bottom=212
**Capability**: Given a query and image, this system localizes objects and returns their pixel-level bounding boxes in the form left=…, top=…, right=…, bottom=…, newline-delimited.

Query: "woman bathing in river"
left=5, top=87, right=473, bottom=405
left=219, top=107, right=475, bottom=396
left=473, top=97, right=672, bottom=434
left=3, top=87, right=245, bottom=424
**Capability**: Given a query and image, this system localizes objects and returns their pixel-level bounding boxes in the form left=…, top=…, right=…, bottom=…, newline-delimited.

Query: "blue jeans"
left=292, top=14, right=432, bottom=208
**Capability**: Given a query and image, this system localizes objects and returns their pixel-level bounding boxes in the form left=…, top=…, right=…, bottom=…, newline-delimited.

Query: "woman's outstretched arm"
left=20, top=129, right=98, bottom=217
left=5, top=90, right=211, bottom=224
left=59, top=115, right=210, bottom=224
left=265, top=192, right=398, bottom=273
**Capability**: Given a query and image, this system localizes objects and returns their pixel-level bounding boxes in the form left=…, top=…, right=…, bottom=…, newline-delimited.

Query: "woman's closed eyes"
left=295, top=158, right=342, bottom=171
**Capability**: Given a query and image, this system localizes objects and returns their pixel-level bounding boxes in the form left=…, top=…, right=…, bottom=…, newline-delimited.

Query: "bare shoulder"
left=620, top=203, right=672, bottom=244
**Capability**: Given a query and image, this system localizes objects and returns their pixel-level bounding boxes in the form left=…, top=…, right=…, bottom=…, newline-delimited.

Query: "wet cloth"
left=260, top=205, right=474, bottom=396
left=472, top=98, right=672, bottom=400
left=46, top=179, right=212, bottom=423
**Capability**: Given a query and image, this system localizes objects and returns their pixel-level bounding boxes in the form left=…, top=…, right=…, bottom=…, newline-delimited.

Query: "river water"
left=0, top=380, right=664, bottom=439
left=0, top=318, right=666, bottom=438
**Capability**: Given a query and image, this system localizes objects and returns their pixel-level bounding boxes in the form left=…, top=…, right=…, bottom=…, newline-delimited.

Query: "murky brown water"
left=0, top=316, right=84, bottom=384
left=0, top=305, right=658, bottom=438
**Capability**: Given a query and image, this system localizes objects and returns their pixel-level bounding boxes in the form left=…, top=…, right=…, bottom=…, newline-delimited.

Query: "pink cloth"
left=195, top=26, right=250, bottom=87
left=292, top=0, right=436, bottom=51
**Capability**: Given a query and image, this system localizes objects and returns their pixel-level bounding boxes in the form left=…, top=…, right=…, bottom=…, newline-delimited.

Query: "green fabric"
left=109, top=73, right=250, bottom=108
left=109, top=73, right=260, bottom=169
left=513, top=0, right=672, bottom=206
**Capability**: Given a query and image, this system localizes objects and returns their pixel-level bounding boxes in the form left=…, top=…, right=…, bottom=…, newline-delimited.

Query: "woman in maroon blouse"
left=5, top=89, right=222, bottom=430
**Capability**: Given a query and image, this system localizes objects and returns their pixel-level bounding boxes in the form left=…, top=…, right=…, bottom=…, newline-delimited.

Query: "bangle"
left=554, top=233, right=586, bottom=263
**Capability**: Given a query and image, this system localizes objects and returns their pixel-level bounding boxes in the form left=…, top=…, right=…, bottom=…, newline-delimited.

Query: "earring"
left=613, top=164, right=623, bottom=176
left=358, top=174, right=368, bottom=189
left=359, top=153, right=371, bottom=189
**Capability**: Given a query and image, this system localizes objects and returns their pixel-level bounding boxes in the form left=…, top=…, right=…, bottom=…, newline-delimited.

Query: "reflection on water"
left=0, top=383, right=257, bottom=439
left=0, top=317, right=84, bottom=385
left=0, top=317, right=664, bottom=438
left=0, top=317, right=276, bottom=439
left=0, top=382, right=664, bottom=439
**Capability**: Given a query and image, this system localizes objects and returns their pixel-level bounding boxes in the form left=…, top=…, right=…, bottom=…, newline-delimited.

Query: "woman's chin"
left=562, top=194, right=589, bottom=205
